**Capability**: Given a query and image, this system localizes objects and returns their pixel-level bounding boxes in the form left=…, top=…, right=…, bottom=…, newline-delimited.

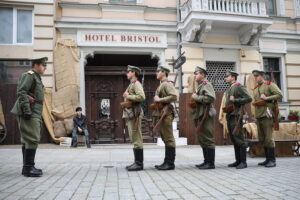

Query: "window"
left=267, top=0, right=276, bottom=15
left=0, top=7, right=33, bottom=44
left=0, top=61, right=31, bottom=84
left=263, top=57, right=281, bottom=89
left=109, top=0, right=136, bottom=4
left=206, top=61, right=235, bottom=92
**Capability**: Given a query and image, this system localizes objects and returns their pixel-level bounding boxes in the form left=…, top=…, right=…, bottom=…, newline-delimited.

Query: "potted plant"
left=288, top=110, right=300, bottom=121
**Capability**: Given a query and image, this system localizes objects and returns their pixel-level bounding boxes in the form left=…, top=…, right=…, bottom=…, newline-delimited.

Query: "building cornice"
left=58, top=1, right=177, bottom=14
left=55, top=18, right=177, bottom=33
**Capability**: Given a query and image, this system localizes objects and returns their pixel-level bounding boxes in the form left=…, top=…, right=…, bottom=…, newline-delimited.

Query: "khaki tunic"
left=152, top=78, right=177, bottom=148
left=225, top=82, right=252, bottom=147
left=122, top=80, right=145, bottom=149
left=190, top=80, right=216, bottom=149
left=253, top=81, right=283, bottom=147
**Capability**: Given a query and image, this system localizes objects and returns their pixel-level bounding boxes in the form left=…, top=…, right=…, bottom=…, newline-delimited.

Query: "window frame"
left=261, top=54, right=287, bottom=102
left=0, top=6, right=34, bottom=45
left=267, top=0, right=277, bottom=16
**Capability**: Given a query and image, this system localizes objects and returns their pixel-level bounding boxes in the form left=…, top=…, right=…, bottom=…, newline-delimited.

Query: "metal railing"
left=181, top=0, right=268, bottom=20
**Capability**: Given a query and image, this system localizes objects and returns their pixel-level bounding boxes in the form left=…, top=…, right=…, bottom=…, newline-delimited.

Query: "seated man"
left=71, top=107, right=91, bottom=148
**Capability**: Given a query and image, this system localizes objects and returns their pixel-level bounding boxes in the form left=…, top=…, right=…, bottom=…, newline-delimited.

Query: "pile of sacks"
left=53, top=118, right=74, bottom=138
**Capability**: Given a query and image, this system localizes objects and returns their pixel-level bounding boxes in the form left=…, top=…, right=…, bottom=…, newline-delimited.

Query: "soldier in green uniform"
left=153, top=66, right=177, bottom=170
left=122, top=65, right=146, bottom=171
left=224, top=71, right=252, bottom=169
left=252, top=70, right=283, bottom=167
left=11, top=57, right=47, bottom=177
left=191, top=66, right=216, bottom=169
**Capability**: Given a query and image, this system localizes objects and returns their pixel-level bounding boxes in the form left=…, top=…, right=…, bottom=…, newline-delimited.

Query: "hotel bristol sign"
left=77, top=31, right=167, bottom=48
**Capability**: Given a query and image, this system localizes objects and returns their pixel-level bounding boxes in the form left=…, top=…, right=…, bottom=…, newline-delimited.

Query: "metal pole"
left=177, top=0, right=183, bottom=94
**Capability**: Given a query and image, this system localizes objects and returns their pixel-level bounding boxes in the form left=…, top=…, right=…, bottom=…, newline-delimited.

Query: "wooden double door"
left=85, top=66, right=159, bottom=144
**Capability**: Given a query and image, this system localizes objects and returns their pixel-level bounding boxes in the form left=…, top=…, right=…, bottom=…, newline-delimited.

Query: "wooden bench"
left=246, top=138, right=300, bottom=157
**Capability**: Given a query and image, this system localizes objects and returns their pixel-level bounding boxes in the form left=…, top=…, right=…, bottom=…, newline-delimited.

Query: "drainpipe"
left=177, top=0, right=183, bottom=94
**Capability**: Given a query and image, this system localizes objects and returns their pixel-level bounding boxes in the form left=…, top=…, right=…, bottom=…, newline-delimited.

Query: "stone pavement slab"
left=0, top=144, right=299, bottom=200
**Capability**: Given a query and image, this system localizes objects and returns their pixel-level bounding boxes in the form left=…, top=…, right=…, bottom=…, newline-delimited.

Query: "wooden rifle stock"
left=196, top=106, right=209, bottom=134
left=274, top=101, right=279, bottom=131
left=153, top=106, right=169, bottom=134
left=232, top=105, right=244, bottom=135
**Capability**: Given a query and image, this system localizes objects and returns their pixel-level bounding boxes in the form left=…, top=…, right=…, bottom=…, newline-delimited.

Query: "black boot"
left=258, top=147, right=268, bottom=166
left=71, top=136, right=78, bottom=147
left=157, top=146, right=175, bottom=170
left=22, top=145, right=25, bottom=175
left=228, top=145, right=240, bottom=167
left=198, top=148, right=215, bottom=169
left=195, top=148, right=207, bottom=168
left=155, top=146, right=167, bottom=169
left=85, top=136, right=91, bottom=148
left=22, top=146, right=42, bottom=175
left=23, top=149, right=43, bottom=177
left=265, top=147, right=276, bottom=168
left=236, top=146, right=247, bottom=169
left=127, top=149, right=143, bottom=171
left=126, top=149, right=136, bottom=169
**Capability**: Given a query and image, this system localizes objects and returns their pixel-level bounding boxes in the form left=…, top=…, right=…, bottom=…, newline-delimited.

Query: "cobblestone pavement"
left=0, top=144, right=299, bottom=200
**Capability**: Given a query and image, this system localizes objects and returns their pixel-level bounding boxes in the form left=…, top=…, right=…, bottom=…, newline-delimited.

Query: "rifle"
left=232, top=74, right=248, bottom=135
left=232, top=105, right=245, bottom=135
left=196, top=105, right=209, bottom=134
left=270, top=72, right=279, bottom=131
left=152, top=105, right=169, bottom=134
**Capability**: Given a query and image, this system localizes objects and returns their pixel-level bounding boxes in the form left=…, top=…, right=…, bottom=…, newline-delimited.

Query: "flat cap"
left=194, top=66, right=208, bottom=75
left=127, top=65, right=141, bottom=74
left=225, top=70, right=239, bottom=77
left=252, top=70, right=265, bottom=76
left=156, top=66, right=170, bottom=73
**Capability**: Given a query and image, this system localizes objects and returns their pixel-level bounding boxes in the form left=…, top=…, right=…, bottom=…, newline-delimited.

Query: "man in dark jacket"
left=72, top=107, right=91, bottom=148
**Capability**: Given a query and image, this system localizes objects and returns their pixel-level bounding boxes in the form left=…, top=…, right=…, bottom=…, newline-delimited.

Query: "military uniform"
left=224, top=71, right=252, bottom=169
left=153, top=66, right=177, bottom=170
left=11, top=57, right=47, bottom=177
left=191, top=66, right=216, bottom=169
left=122, top=65, right=145, bottom=171
left=252, top=70, right=283, bottom=167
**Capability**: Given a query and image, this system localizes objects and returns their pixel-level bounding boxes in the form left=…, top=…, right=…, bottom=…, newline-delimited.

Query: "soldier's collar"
left=131, top=79, right=137, bottom=83
left=161, top=77, right=167, bottom=82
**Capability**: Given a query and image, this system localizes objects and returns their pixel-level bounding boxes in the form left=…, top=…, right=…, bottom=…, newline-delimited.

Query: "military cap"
left=156, top=66, right=170, bottom=73
left=194, top=66, right=208, bottom=75
left=32, top=57, right=48, bottom=66
left=127, top=65, right=141, bottom=74
left=252, top=70, right=265, bottom=76
left=225, top=70, right=239, bottom=77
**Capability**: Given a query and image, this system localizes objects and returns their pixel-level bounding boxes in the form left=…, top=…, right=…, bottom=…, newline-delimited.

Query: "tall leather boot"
left=126, top=149, right=136, bottom=169
left=127, top=149, right=143, bottom=171
left=22, top=146, right=42, bottom=175
left=228, top=145, right=240, bottom=167
left=85, top=136, right=91, bottom=148
left=23, top=149, right=43, bottom=177
left=198, top=148, right=215, bottom=169
left=258, top=147, right=268, bottom=166
left=157, top=146, right=175, bottom=170
left=71, top=136, right=78, bottom=147
left=155, top=146, right=167, bottom=169
left=196, top=148, right=207, bottom=168
left=265, top=147, right=276, bottom=167
left=236, top=146, right=247, bottom=169
left=22, top=145, right=25, bottom=175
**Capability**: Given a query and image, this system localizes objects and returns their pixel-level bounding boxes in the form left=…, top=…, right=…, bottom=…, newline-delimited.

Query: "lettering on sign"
left=78, top=32, right=167, bottom=48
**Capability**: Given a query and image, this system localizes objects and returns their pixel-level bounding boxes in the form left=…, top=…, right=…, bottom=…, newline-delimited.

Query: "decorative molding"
left=197, top=20, right=212, bottom=42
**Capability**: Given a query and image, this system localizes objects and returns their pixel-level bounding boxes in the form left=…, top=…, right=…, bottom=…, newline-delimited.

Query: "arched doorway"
left=85, top=54, right=160, bottom=144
